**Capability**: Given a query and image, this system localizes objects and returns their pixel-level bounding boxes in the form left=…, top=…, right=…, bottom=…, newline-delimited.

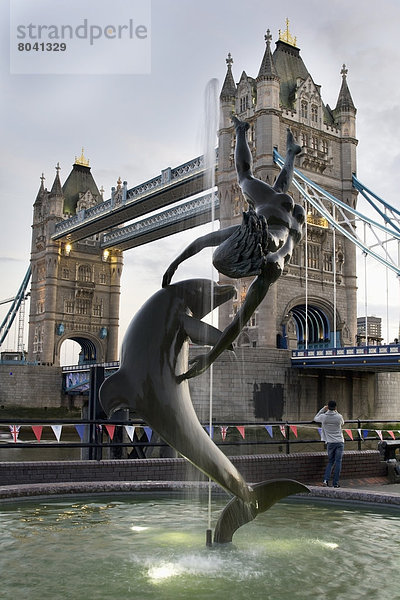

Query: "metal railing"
left=1, top=418, right=398, bottom=459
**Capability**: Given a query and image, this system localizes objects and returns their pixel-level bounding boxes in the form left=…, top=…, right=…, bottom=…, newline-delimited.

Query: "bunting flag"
left=388, top=430, right=396, bottom=440
left=375, top=429, right=383, bottom=441
left=9, top=425, right=20, bottom=443
left=51, top=425, right=62, bottom=442
left=75, top=424, right=86, bottom=441
left=362, top=429, right=369, bottom=440
left=290, top=425, right=298, bottom=438
left=344, top=429, right=353, bottom=441
left=220, top=426, right=228, bottom=441
left=96, top=424, right=103, bottom=433
left=32, top=425, right=43, bottom=442
left=124, top=425, right=135, bottom=441
left=205, top=425, right=214, bottom=439
left=143, top=426, right=153, bottom=442
left=357, top=428, right=362, bottom=439
left=236, top=426, right=245, bottom=439
left=264, top=425, right=273, bottom=438
left=279, top=425, right=286, bottom=438
left=105, top=424, right=115, bottom=440
left=317, top=427, right=323, bottom=440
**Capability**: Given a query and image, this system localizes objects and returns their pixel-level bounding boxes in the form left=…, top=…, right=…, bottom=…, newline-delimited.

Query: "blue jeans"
left=324, top=442, right=344, bottom=486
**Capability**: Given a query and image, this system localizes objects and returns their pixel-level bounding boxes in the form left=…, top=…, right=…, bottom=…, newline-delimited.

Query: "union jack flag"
left=9, top=425, right=21, bottom=443
left=220, top=426, right=228, bottom=441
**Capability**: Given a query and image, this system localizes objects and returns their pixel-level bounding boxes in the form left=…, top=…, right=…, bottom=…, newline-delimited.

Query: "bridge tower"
left=27, top=151, right=123, bottom=365
left=217, top=22, right=357, bottom=350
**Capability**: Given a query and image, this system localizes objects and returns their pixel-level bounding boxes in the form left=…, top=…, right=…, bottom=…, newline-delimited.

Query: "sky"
left=1, top=0, right=400, bottom=362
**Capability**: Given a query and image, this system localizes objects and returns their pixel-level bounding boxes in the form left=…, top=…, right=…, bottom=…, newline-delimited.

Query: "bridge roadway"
left=101, top=192, right=219, bottom=251
left=292, top=343, right=400, bottom=371
left=62, top=343, right=400, bottom=393
left=52, top=153, right=216, bottom=247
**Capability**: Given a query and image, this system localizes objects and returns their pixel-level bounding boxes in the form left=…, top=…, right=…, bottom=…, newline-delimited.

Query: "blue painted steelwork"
left=53, top=152, right=216, bottom=240
left=273, top=149, right=400, bottom=276
left=101, top=192, right=219, bottom=249
left=292, top=343, right=400, bottom=370
left=63, top=361, right=119, bottom=393
left=352, top=175, right=400, bottom=233
left=0, top=266, right=31, bottom=347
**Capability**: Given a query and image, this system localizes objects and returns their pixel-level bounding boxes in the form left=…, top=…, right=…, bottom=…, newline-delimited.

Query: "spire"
left=35, top=173, right=46, bottom=203
left=220, top=53, right=237, bottom=100
left=335, top=64, right=356, bottom=112
left=257, top=29, right=279, bottom=81
left=49, top=162, right=63, bottom=197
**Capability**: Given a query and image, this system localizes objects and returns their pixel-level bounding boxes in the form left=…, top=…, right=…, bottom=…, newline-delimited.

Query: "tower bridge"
left=2, top=23, right=400, bottom=421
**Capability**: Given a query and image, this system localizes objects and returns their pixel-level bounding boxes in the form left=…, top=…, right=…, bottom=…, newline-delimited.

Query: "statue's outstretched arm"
left=180, top=229, right=301, bottom=380
left=162, top=226, right=239, bottom=287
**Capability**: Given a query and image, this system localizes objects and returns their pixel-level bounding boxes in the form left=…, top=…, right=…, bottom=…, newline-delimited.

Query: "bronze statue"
left=162, top=117, right=305, bottom=378
left=99, top=278, right=309, bottom=542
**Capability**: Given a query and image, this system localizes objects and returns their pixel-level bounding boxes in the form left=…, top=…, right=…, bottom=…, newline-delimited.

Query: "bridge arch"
left=281, top=297, right=341, bottom=349
left=55, top=332, right=106, bottom=366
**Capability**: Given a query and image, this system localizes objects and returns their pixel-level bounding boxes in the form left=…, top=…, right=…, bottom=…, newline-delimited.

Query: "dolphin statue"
left=99, top=278, right=309, bottom=541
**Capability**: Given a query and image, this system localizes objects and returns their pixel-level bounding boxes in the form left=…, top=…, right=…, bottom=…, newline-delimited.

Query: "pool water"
left=0, top=495, right=398, bottom=600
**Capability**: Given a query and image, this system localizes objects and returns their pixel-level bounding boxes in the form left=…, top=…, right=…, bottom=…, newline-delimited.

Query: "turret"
left=256, top=29, right=280, bottom=111
left=254, top=28, right=282, bottom=183
left=334, top=64, right=357, bottom=139
left=47, top=163, right=65, bottom=220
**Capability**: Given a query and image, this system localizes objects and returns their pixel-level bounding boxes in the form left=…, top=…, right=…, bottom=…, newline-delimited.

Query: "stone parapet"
left=0, top=451, right=386, bottom=488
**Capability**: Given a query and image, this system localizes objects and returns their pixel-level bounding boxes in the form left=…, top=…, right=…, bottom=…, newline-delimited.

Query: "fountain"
left=1, top=494, right=398, bottom=599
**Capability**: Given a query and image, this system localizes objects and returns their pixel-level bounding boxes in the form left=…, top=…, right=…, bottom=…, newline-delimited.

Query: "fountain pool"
left=0, top=493, right=398, bottom=600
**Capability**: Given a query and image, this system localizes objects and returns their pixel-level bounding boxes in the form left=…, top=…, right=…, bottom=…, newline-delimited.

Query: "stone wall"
left=1, top=350, right=399, bottom=419
left=189, top=347, right=398, bottom=421
left=0, top=451, right=386, bottom=487
left=0, top=363, right=64, bottom=409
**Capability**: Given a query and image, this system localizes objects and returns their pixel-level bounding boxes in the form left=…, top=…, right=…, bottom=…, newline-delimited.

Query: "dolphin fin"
left=182, top=314, right=233, bottom=350
left=213, top=479, right=310, bottom=544
left=99, top=371, right=130, bottom=418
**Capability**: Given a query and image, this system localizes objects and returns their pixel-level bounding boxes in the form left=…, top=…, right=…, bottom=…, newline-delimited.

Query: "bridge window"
left=322, top=139, right=328, bottom=154
left=33, top=326, right=43, bottom=353
left=64, top=298, right=74, bottom=314
left=99, top=272, right=107, bottom=284
left=291, top=246, right=300, bottom=265
left=76, top=299, right=91, bottom=315
left=301, top=132, right=308, bottom=147
left=93, top=300, right=103, bottom=317
left=312, top=136, right=318, bottom=150
left=62, top=268, right=69, bottom=280
left=78, top=264, right=92, bottom=283
left=311, top=104, right=318, bottom=123
left=323, top=253, right=333, bottom=272
left=306, top=244, right=320, bottom=269
left=240, top=95, right=249, bottom=112
left=301, top=101, right=308, bottom=119
left=247, top=311, right=258, bottom=327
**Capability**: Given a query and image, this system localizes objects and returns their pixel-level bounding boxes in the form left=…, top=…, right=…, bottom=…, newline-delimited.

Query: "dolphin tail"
left=213, top=479, right=310, bottom=544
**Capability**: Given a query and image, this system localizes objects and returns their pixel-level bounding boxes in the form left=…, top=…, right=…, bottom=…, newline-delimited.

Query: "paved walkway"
left=305, top=476, right=400, bottom=506
left=0, top=477, right=399, bottom=506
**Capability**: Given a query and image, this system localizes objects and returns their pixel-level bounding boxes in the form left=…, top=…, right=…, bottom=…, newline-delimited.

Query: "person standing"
left=314, top=400, right=345, bottom=487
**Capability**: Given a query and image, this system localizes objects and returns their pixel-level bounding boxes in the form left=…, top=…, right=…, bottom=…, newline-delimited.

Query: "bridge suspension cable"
left=0, top=266, right=31, bottom=348
left=273, top=150, right=400, bottom=277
